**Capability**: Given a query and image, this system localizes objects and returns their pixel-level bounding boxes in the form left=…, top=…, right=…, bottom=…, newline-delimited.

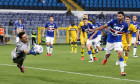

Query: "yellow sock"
left=91, top=49, right=96, bottom=58
left=81, top=48, right=84, bottom=57
left=124, top=56, right=128, bottom=63
left=75, top=44, right=77, bottom=52
left=71, top=44, right=73, bottom=52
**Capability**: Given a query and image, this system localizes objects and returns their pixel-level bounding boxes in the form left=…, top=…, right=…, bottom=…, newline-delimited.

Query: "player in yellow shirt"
left=68, top=21, right=78, bottom=53
left=77, top=14, right=97, bottom=61
left=116, top=16, right=138, bottom=66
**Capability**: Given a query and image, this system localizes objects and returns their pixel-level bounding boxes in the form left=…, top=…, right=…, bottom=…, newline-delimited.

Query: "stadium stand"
left=73, top=0, right=140, bottom=11
left=0, top=0, right=67, bottom=10
left=1, top=12, right=140, bottom=27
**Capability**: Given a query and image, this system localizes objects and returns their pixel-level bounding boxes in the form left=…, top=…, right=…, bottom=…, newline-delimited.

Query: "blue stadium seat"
left=15, top=0, right=19, bottom=2
left=4, top=2, right=8, bottom=6
left=57, top=3, right=61, bottom=7
left=25, top=0, right=29, bottom=3
left=52, top=3, right=56, bottom=7
left=24, top=2, right=28, bottom=6
left=0, top=0, right=5, bottom=2
left=20, top=0, right=24, bottom=2
left=9, top=2, right=13, bottom=6
left=5, top=0, right=10, bottom=2
left=30, top=0, right=34, bottom=3
left=14, top=2, right=18, bottom=6
left=43, top=3, right=47, bottom=6
left=11, top=0, right=15, bottom=2
left=35, top=0, right=38, bottom=3
left=34, top=2, right=38, bottom=7
left=48, top=3, right=51, bottom=6
left=38, top=3, right=42, bottom=6
left=19, top=2, right=23, bottom=6
left=29, top=2, right=33, bottom=6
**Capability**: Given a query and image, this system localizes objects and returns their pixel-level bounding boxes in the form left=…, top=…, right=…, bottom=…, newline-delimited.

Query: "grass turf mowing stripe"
left=0, top=64, right=140, bottom=83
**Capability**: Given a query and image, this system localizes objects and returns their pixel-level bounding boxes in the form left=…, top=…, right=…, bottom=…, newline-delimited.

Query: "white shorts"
left=131, top=37, right=136, bottom=44
left=16, top=37, right=19, bottom=43
left=106, top=42, right=123, bottom=54
left=87, top=35, right=101, bottom=46
left=46, top=37, right=54, bottom=44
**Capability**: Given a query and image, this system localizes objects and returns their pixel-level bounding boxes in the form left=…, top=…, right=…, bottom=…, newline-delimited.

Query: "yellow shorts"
left=80, top=35, right=87, bottom=45
left=71, top=37, right=77, bottom=43
left=123, top=42, right=132, bottom=51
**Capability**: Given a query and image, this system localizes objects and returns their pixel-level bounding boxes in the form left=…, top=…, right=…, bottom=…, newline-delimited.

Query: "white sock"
left=47, top=45, right=49, bottom=53
left=120, top=61, right=124, bottom=73
left=133, top=47, right=137, bottom=56
left=89, top=54, right=93, bottom=60
left=50, top=46, right=53, bottom=54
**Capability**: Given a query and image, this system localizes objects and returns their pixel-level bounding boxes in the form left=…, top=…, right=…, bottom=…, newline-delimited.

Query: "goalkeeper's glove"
left=29, top=47, right=36, bottom=55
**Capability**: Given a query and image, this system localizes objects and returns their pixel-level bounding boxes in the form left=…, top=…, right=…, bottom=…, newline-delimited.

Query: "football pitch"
left=0, top=44, right=140, bottom=84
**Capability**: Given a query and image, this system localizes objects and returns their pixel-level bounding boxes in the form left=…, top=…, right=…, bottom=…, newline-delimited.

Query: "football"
left=34, top=45, right=43, bottom=54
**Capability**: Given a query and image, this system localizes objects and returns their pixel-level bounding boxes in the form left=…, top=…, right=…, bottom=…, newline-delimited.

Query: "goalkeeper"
left=11, top=32, right=38, bottom=73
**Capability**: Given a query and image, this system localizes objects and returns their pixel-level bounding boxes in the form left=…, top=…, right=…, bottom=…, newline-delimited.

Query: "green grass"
left=0, top=44, right=140, bottom=84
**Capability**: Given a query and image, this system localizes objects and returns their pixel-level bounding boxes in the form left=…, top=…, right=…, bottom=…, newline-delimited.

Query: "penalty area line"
left=0, top=64, right=140, bottom=83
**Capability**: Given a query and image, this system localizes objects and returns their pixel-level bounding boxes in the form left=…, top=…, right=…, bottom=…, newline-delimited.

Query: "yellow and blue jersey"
left=130, top=21, right=139, bottom=37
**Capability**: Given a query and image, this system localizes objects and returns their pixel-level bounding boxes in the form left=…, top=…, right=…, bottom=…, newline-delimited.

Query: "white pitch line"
left=0, top=64, right=140, bottom=83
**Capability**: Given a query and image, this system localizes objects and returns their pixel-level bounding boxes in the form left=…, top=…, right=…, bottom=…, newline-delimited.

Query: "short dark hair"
left=19, top=32, right=25, bottom=39
left=125, top=16, right=131, bottom=19
left=18, top=19, right=22, bottom=21
left=49, top=16, right=53, bottom=18
left=117, top=11, right=124, bottom=16
left=83, top=18, right=88, bottom=20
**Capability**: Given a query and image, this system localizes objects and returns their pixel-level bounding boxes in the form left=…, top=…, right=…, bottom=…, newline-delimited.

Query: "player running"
left=77, top=14, right=97, bottom=61
left=11, top=32, right=38, bottom=73
left=68, top=21, right=78, bottom=53
left=89, top=11, right=129, bottom=76
left=91, top=19, right=105, bottom=53
left=42, top=16, right=59, bottom=56
left=130, top=15, right=139, bottom=57
left=82, top=18, right=98, bottom=62
left=116, top=16, right=138, bottom=66
left=13, top=19, right=26, bottom=43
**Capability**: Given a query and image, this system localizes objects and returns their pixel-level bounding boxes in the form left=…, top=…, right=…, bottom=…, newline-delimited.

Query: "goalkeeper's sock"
left=88, top=50, right=93, bottom=60
left=46, top=45, right=49, bottom=53
left=124, top=56, right=128, bottom=63
left=81, top=48, right=84, bottom=57
left=91, top=48, right=96, bottom=58
left=71, top=44, right=73, bottom=53
left=50, top=46, right=53, bottom=54
left=75, top=44, right=77, bottom=52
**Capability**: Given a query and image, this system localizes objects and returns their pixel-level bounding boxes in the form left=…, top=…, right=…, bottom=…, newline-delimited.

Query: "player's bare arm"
left=89, top=24, right=108, bottom=31
left=56, top=29, right=59, bottom=38
left=42, top=27, right=46, bottom=38
left=125, top=33, right=130, bottom=51
left=135, top=30, right=139, bottom=44
left=89, top=30, right=98, bottom=40
left=13, top=30, right=16, bottom=39
left=77, top=28, right=80, bottom=40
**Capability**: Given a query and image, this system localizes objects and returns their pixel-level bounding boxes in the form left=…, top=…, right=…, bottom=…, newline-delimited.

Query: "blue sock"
left=134, top=47, right=137, bottom=48
left=50, top=46, right=53, bottom=48
left=102, top=47, right=105, bottom=51
left=1, top=42, right=3, bottom=45
left=88, top=50, right=92, bottom=55
left=119, top=57, right=124, bottom=61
